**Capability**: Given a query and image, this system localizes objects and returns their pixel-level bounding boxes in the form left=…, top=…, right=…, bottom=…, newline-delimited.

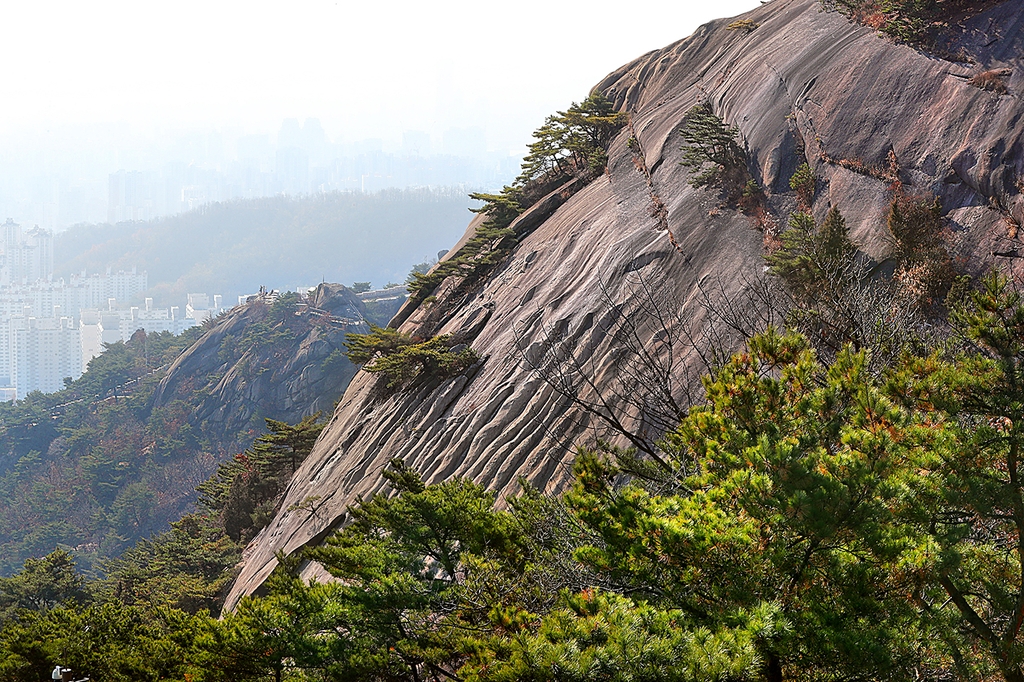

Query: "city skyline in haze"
left=1, top=0, right=762, bottom=229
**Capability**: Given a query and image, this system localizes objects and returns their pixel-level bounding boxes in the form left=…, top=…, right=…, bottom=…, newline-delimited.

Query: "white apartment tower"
left=0, top=219, right=54, bottom=286
left=9, top=316, right=82, bottom=399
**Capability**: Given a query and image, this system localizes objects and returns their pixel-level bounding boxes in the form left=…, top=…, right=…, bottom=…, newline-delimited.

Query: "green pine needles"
left=789, top=162, right=815, bottom=209
left=195, top=415, right=325, bottom=543
left=766, top=206, right=856, bottom=295
left=679, top=103, right=750, bottom=201
left=408, top=93, right=626, bottom=304
left=406, top=188, right=522, bottom=301
left=15, top=277, right=1024, bottom=680
left=344, top=325, right=478, bottom=391
left=517, top=93, right=628, bottom=186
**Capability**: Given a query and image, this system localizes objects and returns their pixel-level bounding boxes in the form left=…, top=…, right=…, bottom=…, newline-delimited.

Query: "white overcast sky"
left=3, top=0, right=761, bottom=151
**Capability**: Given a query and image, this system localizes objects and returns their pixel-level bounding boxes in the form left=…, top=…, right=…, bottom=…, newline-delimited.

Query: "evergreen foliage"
left=516, top=92, right=628, bottom=186
left=408, top=93, right=625, bottom=303
left=571, top=329, right=938, bottom=679
left=0, top=601, right=215, bottom=682
left=0, top=329, right=202, bottom=575
left=405, top=194, right=521, bottom=302
left=0, top=551, right=87, bottom=622
left=818, top=204, right=857, bottom=263
left=679, top=103, right=748, bottom=194
left=342, top=325, right=416, bottom=365
left=766, top=207, right=856, bottom=296
left=889, top=271, right=1024, bottom=681
left=344, top=326, right=478, bottom=390
left=0, top=293, right=346, bottom=575
left=98, top=513, right=241, bottom=613
left=195, top=415, right=324, bottom=543
left=789, top=162, right=816, bottom=209
left=13, top=282, right=1024, bottom=680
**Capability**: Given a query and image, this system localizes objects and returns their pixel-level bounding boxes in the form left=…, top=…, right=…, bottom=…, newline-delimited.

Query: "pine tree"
left=568, top=328, right=941, bottom=680
left=789, top=162, right=815, bottom=209
left=765, top=211, right=819, bottom=290
left=517, top=92, right=627, bottom=186
left=893, top=271, right=1024, bottom=682
left=678, top=103, right=745, bottom=189
left=767, top=207, right=857, bottom=296
left=818, top=205, right=856, bottom=264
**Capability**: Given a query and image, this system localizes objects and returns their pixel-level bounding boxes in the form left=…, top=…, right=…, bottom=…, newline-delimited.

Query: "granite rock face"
left=224, top=0, right=1024, bottom=609
left=152, top=283, right=372, bottom=455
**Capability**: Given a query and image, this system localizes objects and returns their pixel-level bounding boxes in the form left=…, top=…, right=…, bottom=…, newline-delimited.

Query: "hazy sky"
left=5, top=0, right=761, bottom=152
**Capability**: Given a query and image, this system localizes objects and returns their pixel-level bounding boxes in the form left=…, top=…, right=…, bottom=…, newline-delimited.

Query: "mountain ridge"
left=225, top=0, right=1024, bottom=610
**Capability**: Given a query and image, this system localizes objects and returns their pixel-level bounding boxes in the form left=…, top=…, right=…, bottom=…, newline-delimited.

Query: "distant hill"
left=54, top=189, right=475, bottom=307
left=0, top=283, right=376, bottom=575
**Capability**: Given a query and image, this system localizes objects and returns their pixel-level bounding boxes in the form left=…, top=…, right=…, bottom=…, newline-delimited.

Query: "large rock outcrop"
left=152, top=283, right=373, bottom=453
left=224, top=0, right=1024, bottom=609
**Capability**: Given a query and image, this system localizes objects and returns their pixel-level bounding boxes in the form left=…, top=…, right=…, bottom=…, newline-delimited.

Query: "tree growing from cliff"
left=767, top=207, right=856, bottom=296
left=517, top=92, right=628, bottom=186
left=789, top=162, right=816, bottom=210
left=344, top=326, right=479, bottom=391
left=679, top=103, right=750, bottom=202
left=406, top=188, right=523, bottom=302
left=407, top=93, right=626, bottom=305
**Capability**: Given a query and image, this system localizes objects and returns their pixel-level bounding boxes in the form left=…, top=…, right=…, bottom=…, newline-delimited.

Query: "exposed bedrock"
left=225, top=0, right=1024, bottom=609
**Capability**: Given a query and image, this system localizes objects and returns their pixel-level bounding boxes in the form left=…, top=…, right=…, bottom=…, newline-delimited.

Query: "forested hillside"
left=0, top=284, right=375, bottom=575
left=54, top=189, right=473, bottom=306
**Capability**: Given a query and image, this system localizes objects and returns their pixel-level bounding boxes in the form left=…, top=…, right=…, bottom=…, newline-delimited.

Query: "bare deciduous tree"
left=513, top=256, right=929, bottom=471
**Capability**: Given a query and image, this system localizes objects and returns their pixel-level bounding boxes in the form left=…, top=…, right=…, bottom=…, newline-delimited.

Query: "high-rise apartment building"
left=8, top=316, right=82, bottom=399
left=79, top=296, right=214, bottom=370
left=0, top=269, right=150, bottom=385
left=0, top=219, right=53, bottom=286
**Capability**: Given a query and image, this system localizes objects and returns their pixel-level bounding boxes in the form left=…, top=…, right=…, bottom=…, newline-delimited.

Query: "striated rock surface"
left=224, top=0, right=1024, bottom=609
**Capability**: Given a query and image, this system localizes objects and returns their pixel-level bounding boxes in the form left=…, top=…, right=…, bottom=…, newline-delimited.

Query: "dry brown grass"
left=969, top=69, right=1011, bottom=94
left=727, top=19, right=759, bottom=33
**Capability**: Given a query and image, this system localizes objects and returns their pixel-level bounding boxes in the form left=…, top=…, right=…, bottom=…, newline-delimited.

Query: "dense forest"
left=54, top=189, right=473, bottom=306
left=3, top=80, right=1021, bottom=682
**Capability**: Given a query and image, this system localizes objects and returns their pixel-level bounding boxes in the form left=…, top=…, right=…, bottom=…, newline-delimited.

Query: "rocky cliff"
left=151, top=283, right=379, bottom=451
left=224, top=0, right=1024, bottom=609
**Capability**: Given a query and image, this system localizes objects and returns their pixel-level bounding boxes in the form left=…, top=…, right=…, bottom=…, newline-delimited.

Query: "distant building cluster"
left=0, top=219, right=53, bottom=286
left=0, top=219, right=225, bottom=400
